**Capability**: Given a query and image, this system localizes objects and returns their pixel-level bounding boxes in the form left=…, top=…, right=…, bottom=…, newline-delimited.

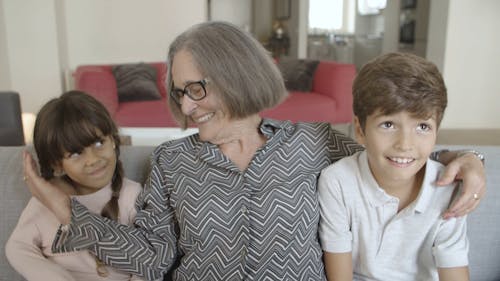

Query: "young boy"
left=318, top=52, right=469, bottom=281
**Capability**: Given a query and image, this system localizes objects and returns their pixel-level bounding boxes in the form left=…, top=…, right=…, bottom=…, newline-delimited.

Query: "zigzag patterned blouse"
left=53, top=119, right=362, bottom=281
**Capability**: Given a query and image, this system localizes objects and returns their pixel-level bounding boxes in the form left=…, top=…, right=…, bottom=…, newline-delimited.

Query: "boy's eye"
left=418, top=123, right=431, bottom=131
left=380, top=121, right=394, bottom=129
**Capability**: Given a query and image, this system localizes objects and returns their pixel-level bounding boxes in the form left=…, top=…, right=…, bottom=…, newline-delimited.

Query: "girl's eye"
left=68, top=152, right=80, bottom=159
left=380, top=121, right=394, bottom=129
left=94, top=140, right=104, bottom=148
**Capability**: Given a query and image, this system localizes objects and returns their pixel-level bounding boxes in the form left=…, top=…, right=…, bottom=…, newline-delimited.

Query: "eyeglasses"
left=170, top=78, right=209, bottom=104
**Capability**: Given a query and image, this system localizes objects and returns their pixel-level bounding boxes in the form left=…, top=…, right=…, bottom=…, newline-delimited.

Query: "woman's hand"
left=23, top=150, right=72, bottom=224
left=437, top=152, right=486, bottom=219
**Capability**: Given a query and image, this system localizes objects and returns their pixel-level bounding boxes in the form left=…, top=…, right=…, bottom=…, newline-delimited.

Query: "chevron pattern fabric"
left=52, top=119, right=363, bottom=281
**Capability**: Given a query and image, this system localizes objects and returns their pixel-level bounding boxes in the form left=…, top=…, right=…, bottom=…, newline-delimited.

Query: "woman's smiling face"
left=171, top=50, right=233, bottom=143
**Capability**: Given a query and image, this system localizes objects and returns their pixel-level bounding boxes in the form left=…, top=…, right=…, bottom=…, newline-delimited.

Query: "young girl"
left=6, top=91, right=144, bottom=281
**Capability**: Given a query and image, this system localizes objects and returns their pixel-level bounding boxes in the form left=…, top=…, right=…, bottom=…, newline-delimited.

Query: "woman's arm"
left=5, top=199, right=76, bottom=281
left=432, top=150, right=486, bottom=218
left=23, top=150, right=179, bottom=280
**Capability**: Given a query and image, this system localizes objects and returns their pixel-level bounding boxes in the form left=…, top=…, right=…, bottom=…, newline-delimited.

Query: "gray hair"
left=166, top=21, right=287, bottom=128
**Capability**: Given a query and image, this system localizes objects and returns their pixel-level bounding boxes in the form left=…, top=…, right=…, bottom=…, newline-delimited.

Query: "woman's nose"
left=180, top=95, right=198, bottom=116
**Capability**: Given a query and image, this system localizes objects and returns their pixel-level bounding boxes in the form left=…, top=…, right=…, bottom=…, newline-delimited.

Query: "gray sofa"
left=1, top=145, right=500, bottom=281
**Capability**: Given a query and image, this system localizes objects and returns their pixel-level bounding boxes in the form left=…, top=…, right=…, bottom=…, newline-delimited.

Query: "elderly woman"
left=24, top=22, right=485, bottom=281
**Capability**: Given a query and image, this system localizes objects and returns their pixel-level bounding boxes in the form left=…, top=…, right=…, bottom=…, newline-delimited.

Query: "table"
left=119, top=127, right=198, bottom=146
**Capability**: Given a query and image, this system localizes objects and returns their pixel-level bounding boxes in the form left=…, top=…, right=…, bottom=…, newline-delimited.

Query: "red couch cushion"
left=116, top=98, right=178, bottom=127
left=261, top=92, right=337, bottom=123
left=74, top=60, right=355, bottom=128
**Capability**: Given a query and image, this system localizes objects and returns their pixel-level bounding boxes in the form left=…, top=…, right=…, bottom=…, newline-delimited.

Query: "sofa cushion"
left=278, top=58, right=320, bottom=92
left=260, top=92, right=336, bottom=123
left=116, top=98, right=179, bottom=127
left=112, top=63, right=161, bottom=102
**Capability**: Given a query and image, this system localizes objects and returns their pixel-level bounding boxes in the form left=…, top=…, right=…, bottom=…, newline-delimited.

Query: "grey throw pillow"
left=278, top=58, right=320, bottom=92
left=112, top=63, right=161, bottom=102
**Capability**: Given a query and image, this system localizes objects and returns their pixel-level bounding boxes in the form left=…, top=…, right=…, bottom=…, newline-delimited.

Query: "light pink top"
left=6, top=178, right=145, bottom=281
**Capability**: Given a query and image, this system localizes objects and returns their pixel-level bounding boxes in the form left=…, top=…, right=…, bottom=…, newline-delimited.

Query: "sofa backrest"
left=74, top=62, right=168, bottom=98
left=3, top=145, right=499, bottom=281
left=312, top=61, right=355, bottom=123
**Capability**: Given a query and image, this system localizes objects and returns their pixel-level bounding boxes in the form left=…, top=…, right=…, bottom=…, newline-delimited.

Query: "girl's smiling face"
left=57, top=134, right=117, bottom=195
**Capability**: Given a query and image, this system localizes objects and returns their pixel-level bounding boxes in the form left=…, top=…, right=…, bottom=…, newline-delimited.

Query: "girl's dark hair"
left=33, top=90, right=123, bottom=220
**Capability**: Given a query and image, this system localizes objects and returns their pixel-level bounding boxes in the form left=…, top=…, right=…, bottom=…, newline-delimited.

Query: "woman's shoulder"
left=152, top=133, right=201, bottom=156
left=282, top=121, right=342, bottom=142
left=262, top=118, right=333, bottom=136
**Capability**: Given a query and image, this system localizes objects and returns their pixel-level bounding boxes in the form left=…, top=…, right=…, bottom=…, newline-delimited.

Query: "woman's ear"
left=354, top=116, right=366, bottom=146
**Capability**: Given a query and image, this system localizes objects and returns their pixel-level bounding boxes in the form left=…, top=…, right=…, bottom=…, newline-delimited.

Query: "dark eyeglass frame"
left=170, top=78, right=209, bottom=104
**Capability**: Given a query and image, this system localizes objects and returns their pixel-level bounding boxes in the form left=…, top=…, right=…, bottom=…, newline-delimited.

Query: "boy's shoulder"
left=322, top=150, right=364, bottom=176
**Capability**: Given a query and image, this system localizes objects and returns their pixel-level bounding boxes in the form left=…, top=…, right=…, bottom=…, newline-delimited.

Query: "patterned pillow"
left=278, top=58, right=320, bottom=92
left=112, top=63, right=161, bottom=102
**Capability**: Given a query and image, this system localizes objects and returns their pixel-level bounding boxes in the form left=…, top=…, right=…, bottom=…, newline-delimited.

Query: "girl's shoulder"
left=121, top=178, right=143, bottom=196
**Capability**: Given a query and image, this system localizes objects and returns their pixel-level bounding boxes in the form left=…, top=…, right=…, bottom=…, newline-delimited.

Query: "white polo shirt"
left=318, top=151, right=469, bottom=280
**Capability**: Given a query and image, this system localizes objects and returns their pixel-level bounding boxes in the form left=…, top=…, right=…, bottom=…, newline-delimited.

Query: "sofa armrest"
left=73, top=67, right=119, bottom=116
left=312, top=61, right=356, bottom=123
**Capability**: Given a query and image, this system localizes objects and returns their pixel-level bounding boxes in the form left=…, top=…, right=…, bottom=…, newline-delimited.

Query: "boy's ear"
left=353, top=116, right=366, bottom=146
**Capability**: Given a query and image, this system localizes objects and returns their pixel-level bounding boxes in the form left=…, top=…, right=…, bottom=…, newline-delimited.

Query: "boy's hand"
left=23, top=150, right=72, bottom=224
left=437, top=152, right=486, bottom=219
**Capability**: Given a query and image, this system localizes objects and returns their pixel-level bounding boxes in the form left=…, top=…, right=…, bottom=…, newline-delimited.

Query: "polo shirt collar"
left=358, top=151, right=438, bottom=213
left=358, top=151, right=394, bottom=208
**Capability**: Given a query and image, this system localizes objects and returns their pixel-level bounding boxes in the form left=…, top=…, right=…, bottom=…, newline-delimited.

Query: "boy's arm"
left=438, top=266, right=469, bottom=281
left=324, top=251, right=353, bottom=281
left=318, top=164, right=355, bottom=281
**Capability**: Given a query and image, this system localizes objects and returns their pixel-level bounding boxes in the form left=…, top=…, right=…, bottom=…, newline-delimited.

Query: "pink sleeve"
left=5, top=198, right=77, bottom=281
left=118, top=179, right=143, bottom=225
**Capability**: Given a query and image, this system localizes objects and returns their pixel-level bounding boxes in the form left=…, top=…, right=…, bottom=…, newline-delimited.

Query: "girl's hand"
left=437, top=152, right=486, bottom=219
left=23, top=150, right=72, bottom=224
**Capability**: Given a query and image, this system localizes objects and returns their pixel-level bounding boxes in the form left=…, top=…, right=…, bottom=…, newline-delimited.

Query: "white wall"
left=210, top=0, right=251, bottom=32
left=439, top=0, right=500, bottom=129
left=2, top=0, right=62, bottom=113
left=64, top=0, right=205, bottom=70
left=1, top=0, right=499, bottom=129
left=0, top=0, right=11, bottom=89
left=0, top=0, right=206, bottom=114
left=426, top=0, right=448, bottom=73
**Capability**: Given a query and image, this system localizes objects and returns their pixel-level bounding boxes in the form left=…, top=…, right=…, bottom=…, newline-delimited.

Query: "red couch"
left=73, top=61, right=355, bottom=127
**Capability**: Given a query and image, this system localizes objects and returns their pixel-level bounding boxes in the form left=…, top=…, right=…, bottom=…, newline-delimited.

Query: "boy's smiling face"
left=355, top=109, right=438, bottom=189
